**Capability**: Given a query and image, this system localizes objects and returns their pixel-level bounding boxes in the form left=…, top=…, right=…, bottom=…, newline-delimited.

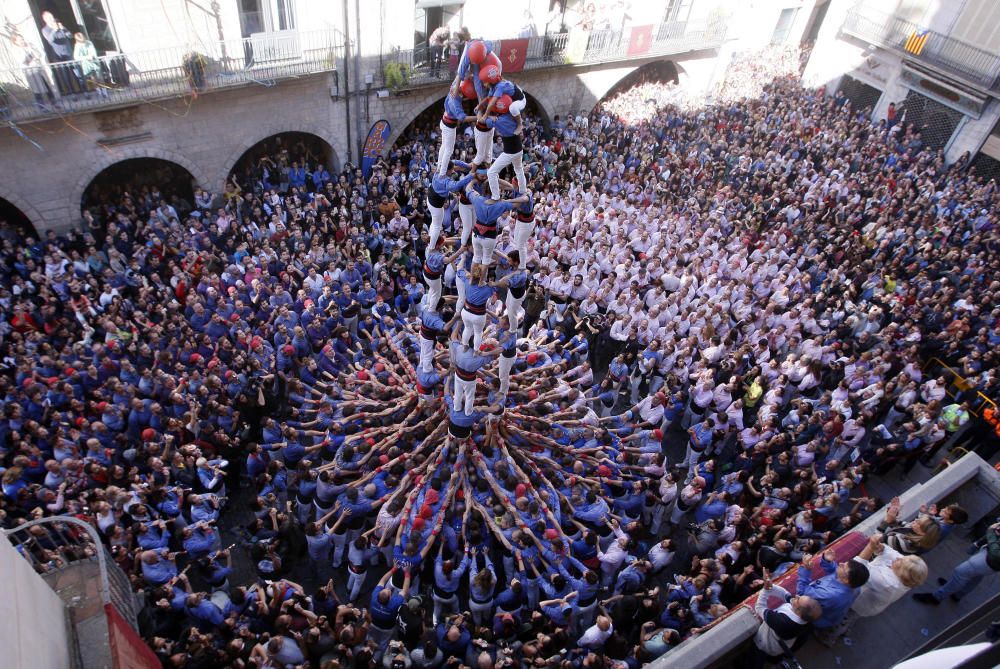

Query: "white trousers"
left=424, top=275, right=442, bottom=313
left=472, top=233, right=497, bottom=266
left=487, top=150, right=526, bottom=200
left=427, top=201, right=445, bottom=254
left=505, top=290, right=525, bottom=332
left=512, top=219, right=535, bottom=268
left=419, top=335, right=435, bottom=372
left=458, top=202, right=475, bottom=246
left=454, top=375, right=477, bottom=414
left=499, top=353, right=515, bottom=397
left=454, top=271, right=467, bottom=312
left=474, top=126, right=494, bottom=164
left=437, top=119, right=457, bottom=175
left=461, top=309, right=486, bottom=350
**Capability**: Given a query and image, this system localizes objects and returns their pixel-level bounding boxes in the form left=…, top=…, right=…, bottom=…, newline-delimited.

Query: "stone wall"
left=0, top=50, right=721, bottom=234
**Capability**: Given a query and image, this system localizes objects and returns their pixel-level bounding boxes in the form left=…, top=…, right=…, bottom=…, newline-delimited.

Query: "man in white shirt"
left=578, top=615, right=614, bottom=650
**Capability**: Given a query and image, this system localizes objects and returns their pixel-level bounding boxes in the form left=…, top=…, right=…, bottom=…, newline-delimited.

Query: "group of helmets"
left=462, top=39, right=513, bottom=115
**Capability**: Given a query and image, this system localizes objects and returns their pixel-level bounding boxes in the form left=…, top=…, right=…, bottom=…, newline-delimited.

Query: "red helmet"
left=459, top=77, right=477, bottom=100
left=480, top=65, right=501, bottom=86
left=494, top=94, right=513, bottom=114
left=479, top=52, right=502, bottom=85
left=467, top=40, right=487, bottom=65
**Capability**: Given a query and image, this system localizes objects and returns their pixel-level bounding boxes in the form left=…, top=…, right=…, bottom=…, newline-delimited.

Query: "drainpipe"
left=354, top=0, right=364, bottom=160
left=342, top=0, right=353, bottom=166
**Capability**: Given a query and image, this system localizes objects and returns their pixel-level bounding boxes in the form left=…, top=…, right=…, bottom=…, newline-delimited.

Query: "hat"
left=229, top=313, right=240, bottom=322
left=527, top=389, right=538, bottom=400
left=374, top=362, right=385, bottom=373
left=141, top=428, right=157, bottom=442
left=526, top=353, right=539, bottom=365
left=412, top=517, right=426, bottom=531
left=515, top=483, right=527, bottom=499
left=419, top=504, right=434, bottom=519
left=189, top=353, right=203, bottom=364
left=64, top=367, right=76, bottom=377
left=357, top=370, right=369, bottom=381
left=653, top=429, right=663, bottom=441
left=96, top=401, right=109, bottom=412
left=544, top=528, right=559, bottom=540
left=206, top=358, right=219, bottom=370
left=282, top=344, right=295, bottom=355
left=597, top=465, right=612, bottom=477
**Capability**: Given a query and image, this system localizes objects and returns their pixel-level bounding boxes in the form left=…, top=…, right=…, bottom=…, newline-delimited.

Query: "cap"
left=141, top=428, right=157, bottom=442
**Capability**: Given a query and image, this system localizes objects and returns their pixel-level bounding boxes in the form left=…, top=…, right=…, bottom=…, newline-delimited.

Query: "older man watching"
left=796, top=549, right=869, bottom=646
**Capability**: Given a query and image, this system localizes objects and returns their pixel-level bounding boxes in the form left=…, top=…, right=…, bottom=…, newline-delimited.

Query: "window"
left=239, top=0, right=297, bottom=37
left=663, top=0, right=693, bottom=23
left=28, top=0, right=119, bottom=58
left=771, top=7, right=800, bottom=44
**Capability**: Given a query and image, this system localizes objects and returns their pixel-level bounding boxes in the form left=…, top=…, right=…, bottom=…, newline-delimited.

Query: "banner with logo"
left=499, top=38, right=529, bottom=73
left=361, top=119, right=391, bottom=178
left=627, top=24, right=653, bottom=57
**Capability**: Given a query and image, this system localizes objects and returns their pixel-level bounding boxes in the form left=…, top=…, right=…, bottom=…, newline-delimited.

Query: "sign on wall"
left=361, top=119, right=392, bottom=177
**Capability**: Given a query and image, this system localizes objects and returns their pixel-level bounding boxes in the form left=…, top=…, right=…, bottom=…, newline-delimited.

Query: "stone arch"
left=0, top=187, right=45, bottom=236
left=70, top=147, right=211, bottom=224
left=593, top=59, right=684, bottom=110
left=220, top=125, right=340, bottom=190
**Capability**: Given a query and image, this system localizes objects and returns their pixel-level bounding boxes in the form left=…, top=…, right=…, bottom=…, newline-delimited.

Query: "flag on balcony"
left=904, top=29, right=929, bottom=55
left=566, top=28, right=589, bottom=64
left=499, top=38, right=529, bottom=73
left=627, top=24, right=654, bottom=57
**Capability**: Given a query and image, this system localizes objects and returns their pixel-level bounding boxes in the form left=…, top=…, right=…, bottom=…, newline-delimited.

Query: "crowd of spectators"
left=0, top=43, right=998, bottom=669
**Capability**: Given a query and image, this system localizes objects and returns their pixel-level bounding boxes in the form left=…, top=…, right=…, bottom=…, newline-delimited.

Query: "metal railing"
left=4, top=515, right=139, bottom=627
left=0, top=29, right=344, bottom=123
left=384, top=17, right=728, bottom=90
left=841, top=5, right=1000, bottom=92
left=923, top=357, right=997, bottom=419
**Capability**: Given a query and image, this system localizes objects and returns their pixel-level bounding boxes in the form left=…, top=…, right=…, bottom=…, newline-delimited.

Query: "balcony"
left=383, top=16, right=729, bottom=91
left=841, top=5, right=1000, bottom=93
left=0, top=29, right=344, bottom=124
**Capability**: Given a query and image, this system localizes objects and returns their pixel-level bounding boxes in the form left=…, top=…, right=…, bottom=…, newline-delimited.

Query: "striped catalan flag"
left=904, top=29, right=930, bottom=55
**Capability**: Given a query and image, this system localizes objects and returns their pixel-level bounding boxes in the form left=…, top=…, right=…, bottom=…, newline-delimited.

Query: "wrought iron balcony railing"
left=0, top=29, right=345, bottom=124
left=383, top=17, right=729, bottom=91
left=840, top=5, right=1000, bottom=92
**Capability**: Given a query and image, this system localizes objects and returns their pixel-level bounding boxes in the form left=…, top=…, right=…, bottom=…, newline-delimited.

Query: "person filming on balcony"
left=429, top=25, right=450, bottom=77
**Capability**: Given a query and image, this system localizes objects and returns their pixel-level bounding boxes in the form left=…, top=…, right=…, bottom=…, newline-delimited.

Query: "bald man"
left=752, top=571, right=822, bottom=667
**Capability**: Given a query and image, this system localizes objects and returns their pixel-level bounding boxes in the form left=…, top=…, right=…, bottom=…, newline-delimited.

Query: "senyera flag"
left=499, top=38, right=529, bottom=73
left=361, top=120, right=391, bottom=178
left=628, top=24, right=653, bottom=57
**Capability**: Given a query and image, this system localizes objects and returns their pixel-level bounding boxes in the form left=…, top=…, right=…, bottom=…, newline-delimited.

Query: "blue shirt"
left=468, top=189, right=516, bottom=225
left=444, top=92, right=466, bottom=119
left=797, top=558, right=858, bottom=628
left=432, top=172, right=474, bottom=197
left=369, top=585, right=405, bottom=628
left=483, top=112, right=518, bottom=137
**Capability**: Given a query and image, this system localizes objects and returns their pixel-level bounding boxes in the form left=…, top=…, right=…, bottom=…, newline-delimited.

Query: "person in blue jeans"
left=913, top=521, right=1000, bottom=604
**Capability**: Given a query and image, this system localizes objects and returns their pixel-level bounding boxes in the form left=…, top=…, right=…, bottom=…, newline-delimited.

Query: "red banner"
left=498, top=39, right=528, bottom=73
left=627, top=24, right=653, bottom=57
left=105, top=604, right=160, bottom=669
